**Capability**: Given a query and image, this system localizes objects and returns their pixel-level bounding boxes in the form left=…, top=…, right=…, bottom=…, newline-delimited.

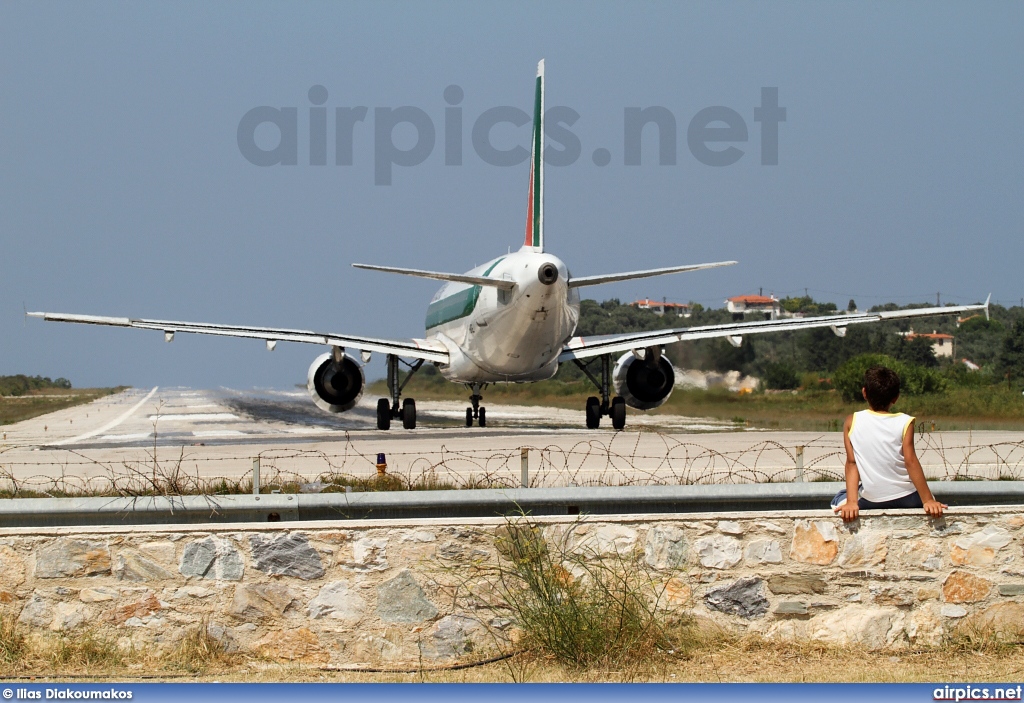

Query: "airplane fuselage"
left=426, top=246, right=579, bottom=383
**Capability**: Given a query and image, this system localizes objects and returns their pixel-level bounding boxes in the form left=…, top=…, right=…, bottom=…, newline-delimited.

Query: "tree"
left=847, top=299, right=857, bottom=312
left=996, top=320, right=1024, bottom=386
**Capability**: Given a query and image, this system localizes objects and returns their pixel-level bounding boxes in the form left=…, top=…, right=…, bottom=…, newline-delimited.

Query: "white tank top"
left=848, top=409, right=917, bottom=502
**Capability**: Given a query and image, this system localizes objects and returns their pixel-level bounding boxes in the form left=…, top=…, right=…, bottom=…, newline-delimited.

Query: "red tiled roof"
left=727, top=295, right=777, bottom=305
left=907, top=332, right=954, bottom=340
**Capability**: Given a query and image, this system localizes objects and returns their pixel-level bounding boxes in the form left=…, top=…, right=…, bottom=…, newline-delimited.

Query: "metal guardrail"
left=0, top=481, right=1022, bottom=527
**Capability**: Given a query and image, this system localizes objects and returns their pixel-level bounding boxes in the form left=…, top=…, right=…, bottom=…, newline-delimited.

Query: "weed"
left=49, top=628, right=122, bottom=668
left=0, top=616, right=26, bottom=664
left=491, top=514, right=696, bottom=670
left=169, top=622, right=237, bottom=672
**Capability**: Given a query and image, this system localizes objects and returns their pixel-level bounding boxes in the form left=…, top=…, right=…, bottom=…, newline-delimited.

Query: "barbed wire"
left=1, top=430, right=1022, bottom=498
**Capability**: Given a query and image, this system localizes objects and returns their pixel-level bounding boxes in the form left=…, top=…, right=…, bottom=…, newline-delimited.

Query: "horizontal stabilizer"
left=567, top=260, right=737, bottom=288
left=352, top=264, right=516, bottom=290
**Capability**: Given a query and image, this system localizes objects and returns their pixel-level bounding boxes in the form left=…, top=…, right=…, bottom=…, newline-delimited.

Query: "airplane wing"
left=27, top=312, right=449, bottom=364
left=558, top=299, right=989, bottom=362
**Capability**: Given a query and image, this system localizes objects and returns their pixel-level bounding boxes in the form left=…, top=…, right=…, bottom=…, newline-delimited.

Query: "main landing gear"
left=574, top=354, right=627, bottom=430
left=376, top=354, right=424, bottom=430
left=465, top=383, right=487, bottom=427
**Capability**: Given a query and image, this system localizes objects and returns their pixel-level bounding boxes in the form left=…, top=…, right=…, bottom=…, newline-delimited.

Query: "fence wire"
left=1, top=430, right=1023, bottom=498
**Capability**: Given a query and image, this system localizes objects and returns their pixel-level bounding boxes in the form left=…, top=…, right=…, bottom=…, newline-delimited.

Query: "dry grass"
left=0, top=388, right=126, bottom=427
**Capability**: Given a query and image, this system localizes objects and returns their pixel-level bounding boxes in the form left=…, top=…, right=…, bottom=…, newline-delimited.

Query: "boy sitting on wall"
left=832, top=366, right=947, bottom=522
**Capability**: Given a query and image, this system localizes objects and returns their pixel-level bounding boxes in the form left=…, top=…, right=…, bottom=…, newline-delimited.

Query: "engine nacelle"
left=612, top=348, right=675, bottom=410
left=307, top=351, right=365, bottom=413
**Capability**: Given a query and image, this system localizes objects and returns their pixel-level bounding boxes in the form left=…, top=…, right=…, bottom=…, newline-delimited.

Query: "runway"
left=1, top=388, right=1023, bottom=491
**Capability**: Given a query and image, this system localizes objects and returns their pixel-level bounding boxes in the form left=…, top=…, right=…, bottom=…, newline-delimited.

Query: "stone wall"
left=1, top=507, right=1022, bottom=667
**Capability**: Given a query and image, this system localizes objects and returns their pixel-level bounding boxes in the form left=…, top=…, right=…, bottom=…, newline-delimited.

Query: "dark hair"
left=863, top=366, right=900, bottom=410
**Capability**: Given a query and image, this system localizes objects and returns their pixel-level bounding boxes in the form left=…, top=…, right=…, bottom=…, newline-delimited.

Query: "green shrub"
left=832, top=354, right=947, bottom=403
left=760, top=362, right=800, bottom=390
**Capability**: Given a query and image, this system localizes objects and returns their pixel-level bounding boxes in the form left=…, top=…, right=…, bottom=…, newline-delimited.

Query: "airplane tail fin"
left=523, top=59, right=544, bottom=253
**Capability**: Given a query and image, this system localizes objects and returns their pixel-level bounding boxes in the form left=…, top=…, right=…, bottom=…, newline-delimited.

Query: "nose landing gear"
left=465, top=383, right=487, bottom=427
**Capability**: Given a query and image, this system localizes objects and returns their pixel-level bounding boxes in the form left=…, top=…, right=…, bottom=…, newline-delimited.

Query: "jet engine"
left=307, top=351, right=365, bottom=413
left=612, top=348, right=675, bottom=410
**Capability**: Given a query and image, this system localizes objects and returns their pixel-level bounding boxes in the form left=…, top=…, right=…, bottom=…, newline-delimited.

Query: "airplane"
left=30, top=61, right=989, bottom=432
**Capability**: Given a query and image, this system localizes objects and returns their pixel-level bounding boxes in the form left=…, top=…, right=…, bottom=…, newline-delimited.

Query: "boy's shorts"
left=831, top=489, right=923, bottom=511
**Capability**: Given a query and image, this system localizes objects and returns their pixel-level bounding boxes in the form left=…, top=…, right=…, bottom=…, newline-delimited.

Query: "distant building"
left=726, top=294, right=780, bottom=320
left=631, top=298, right=691, bottom=317
left=903, top=329, right=954, bottom=359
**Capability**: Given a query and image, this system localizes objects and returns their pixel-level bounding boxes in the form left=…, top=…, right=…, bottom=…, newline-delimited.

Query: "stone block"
left=790, top=521, right=838, bottom=565
left=838, top=531, right=888, bottom=569
left=704, top=577, right=769, bottom=619
left=809, top=606, right=904, bottom=650
left=745, top=539, right=782, bottom=565
left=997, top=584, right=1024, bottom=596
left=899, top=539, right=942, bottom=571
left=644, top=526, right=687, bottom=570
left=775, top=601, right=808, bottom=616
left=663, top=577, right=692, bottom=606
left=376, top=570, right=437, bottom=623
left=18, top=592, right=51, bottom=628
left=583, top=525, right=638, bottom=557
left=114, top=551, right=174, bottom=582
left=250, top=533, right=324, bottom=580
left=424, top=614, right=486, bottom=659
left=767, top=574, right=827, bottom=595
left=756, top=521, right=786, bottom=534
left=179, top=536, right=243, bottom=581
left=871, top=585, right=914, bottom=607
left=0, top=546, right=26, bottom=587
left=307, top=581, right=366, bottom=624
left=229, top=583, right=295, bottom=622
left=35, top=538, right=111, bottom=578
left=940, top=605, right=967, bottom=618
left=49, top=603, right=87, bottom=632
left=340, top=537, right=388, bottom=571
left=80, top=587, right=118, bottom=603
left=959, top=601, right=1024, bottom=640
left=137, top=541, right=176, bottom=564
left=951, top=526, right=1013, bottom=566
left=942, top=571, right=992, bottom=603
left=253, top=627, right=329, bottom=663
left=0, top=589, right=17, bottom=604
left=695, top=535, right=741, bottom=569
left=105, top=592, right=161, bottom=625
left=718, top=521, right=743, bottom=535
left=907, top=604, right=944, bottom=646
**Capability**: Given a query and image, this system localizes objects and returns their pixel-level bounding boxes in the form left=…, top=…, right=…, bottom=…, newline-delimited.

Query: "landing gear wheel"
left=585, top=396, right=601, bottom=429
left=478, top=407, right=486, bottom=427
left=402, top=398, right=417, bottom=430
left=465, top=408, right=474, bottom=427
left=376, top=398, right=392, bottom=431
left=610, top=396, right=626, bottom=430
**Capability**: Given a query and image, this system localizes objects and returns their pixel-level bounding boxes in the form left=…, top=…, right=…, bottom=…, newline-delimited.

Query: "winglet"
left=523, top=59, right=544, bottom=252
left=985, top=293, right=991, bottom=320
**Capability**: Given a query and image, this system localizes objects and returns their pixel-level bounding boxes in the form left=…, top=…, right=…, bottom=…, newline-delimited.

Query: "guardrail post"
left=252, top=457, right=260, bottom=496
left=795, top=445, right=805, bottom=483
left=520, top=448, right=529, bottom=488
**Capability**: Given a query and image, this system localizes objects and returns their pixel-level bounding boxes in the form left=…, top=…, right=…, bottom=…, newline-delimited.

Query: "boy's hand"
left=923, top=500, right=947, bottom=517
left=838, top=503, right=859, bottom=522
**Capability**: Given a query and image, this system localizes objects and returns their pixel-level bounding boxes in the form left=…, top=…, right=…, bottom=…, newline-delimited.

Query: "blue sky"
left=2, top=1, right=1021, bottom=388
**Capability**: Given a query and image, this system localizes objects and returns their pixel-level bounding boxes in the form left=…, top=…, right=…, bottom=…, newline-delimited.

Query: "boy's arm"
left=903, top=420, right=947, bottom=517
left=839, top=414, right=860, bottom=522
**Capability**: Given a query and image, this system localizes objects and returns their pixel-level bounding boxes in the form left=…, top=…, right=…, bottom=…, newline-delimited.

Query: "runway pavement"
left=1, top=388, right=1022, bottom=491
